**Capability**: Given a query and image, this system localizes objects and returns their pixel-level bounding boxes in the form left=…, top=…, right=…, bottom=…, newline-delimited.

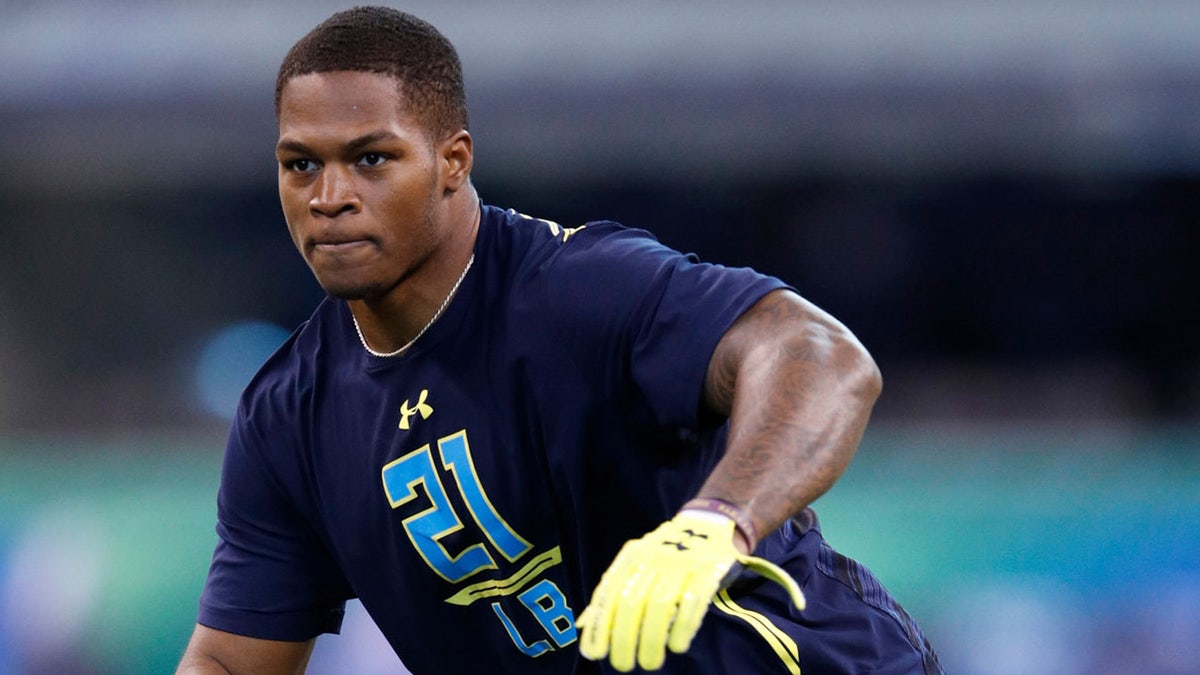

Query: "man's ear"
left=440, top=130, right=473, bottom=193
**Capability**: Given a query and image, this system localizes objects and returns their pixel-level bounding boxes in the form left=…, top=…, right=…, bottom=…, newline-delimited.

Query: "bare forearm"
left=698, top=289, right=881, bottom=543
left=176, top=655, right=235, bottom=675
left=176, top=625, right=314, bottom=675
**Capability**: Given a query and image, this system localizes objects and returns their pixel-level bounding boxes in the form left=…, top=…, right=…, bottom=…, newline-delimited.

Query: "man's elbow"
left=828, top=323, right=882, bottom=413
left=853, top=340, right=883, bottom=407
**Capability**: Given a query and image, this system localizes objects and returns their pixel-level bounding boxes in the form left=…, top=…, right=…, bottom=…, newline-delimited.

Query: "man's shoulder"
left=479, top=203, right=658, bottom=270
left=239, top=298, right=341, bottom=404
left=482, top=204, right=580, bottom=252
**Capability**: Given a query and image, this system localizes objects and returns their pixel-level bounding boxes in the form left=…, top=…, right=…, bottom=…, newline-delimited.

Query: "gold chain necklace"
left=350, top=253, right=475, bottom=357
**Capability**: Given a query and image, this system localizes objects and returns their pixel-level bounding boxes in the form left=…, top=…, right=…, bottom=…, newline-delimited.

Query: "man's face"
left=276, top=70, right=445, bottom=300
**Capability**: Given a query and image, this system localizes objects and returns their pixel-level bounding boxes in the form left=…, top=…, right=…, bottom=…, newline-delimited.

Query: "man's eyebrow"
left=275, top=130, right=400, bottom=156
left=344, top=130, right=400, bottom=154
left=275, top=138, right=312, bottom=156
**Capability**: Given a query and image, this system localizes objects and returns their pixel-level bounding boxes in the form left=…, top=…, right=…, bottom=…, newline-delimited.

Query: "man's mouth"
left=314, top=239, right=370, bottom=251
left=310, top=233, right=374, bottom=253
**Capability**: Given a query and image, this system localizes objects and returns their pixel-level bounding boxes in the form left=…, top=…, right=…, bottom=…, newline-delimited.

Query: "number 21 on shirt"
left=381, top=429, right=577, bottom=657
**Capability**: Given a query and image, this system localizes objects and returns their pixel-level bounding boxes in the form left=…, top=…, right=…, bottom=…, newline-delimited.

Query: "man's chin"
left=312, top=267, right=400, bottom=302
left=319, top=280, right=377, bottom=301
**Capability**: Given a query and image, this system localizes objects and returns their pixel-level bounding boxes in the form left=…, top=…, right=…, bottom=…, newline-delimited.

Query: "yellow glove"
left=576, top=510, right=806, bottom=672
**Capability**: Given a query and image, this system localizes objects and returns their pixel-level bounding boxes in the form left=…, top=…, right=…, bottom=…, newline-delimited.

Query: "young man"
left=177, top=7, right=942, bottom=674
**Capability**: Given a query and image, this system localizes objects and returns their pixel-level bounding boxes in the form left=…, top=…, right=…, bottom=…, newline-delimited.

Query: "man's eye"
left=287, top=159, right=317, bottom=173
left=358, top=153, right=388, bottom=167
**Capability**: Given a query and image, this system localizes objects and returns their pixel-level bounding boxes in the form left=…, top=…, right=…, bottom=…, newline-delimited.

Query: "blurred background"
left=1, top=1, right=1198, bottom=673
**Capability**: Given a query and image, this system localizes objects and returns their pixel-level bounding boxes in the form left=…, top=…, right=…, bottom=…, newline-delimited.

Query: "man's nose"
left=310, top=165, right=360, bottom=217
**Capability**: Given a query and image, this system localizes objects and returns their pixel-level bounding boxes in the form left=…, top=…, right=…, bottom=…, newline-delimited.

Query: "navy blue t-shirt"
left=198, top=205, right=788, bottom=673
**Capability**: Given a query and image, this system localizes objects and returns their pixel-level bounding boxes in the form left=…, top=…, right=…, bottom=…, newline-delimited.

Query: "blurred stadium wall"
left=1, top=2, right=1198, bottom=673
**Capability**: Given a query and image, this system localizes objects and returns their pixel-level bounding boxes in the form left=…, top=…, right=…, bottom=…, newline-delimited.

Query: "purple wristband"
left=681, top=498, right=759, bottom=551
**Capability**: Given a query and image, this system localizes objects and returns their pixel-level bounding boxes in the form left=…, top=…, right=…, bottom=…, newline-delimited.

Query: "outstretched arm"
left=578, top=288, right=880, bottom=671
left=697, top=287, right=881, bottom=552
left=176, top=624, right=315, bottom=675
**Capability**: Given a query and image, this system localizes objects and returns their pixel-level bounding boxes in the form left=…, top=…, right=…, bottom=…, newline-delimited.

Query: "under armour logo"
left=662, top=529, right=708, bottom=552
left=399, top=389, right=433, bottom=430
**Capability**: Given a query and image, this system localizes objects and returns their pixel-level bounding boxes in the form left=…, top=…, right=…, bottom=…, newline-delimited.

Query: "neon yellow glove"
left=576, top=511, right=806, bottom=672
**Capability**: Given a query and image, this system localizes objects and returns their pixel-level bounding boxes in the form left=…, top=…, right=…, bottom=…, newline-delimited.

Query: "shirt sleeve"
left=540, top=222, right=789, bottom=428
left=197, top=401, right=351, bottom=641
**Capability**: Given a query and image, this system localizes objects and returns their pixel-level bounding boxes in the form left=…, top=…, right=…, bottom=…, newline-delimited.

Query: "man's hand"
left=576, top=511, right=806, bottom=672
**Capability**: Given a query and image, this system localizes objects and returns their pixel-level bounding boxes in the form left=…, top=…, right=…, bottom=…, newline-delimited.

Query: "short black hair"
left=275, top=6, right=468, bottom=138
